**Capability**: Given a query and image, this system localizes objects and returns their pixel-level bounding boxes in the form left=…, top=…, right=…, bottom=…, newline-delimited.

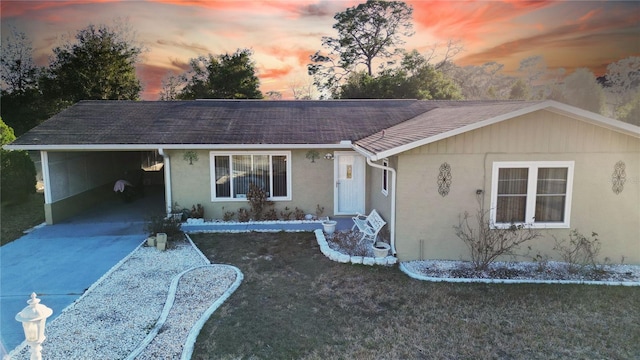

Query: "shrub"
left=294, top=207, right=306, bottom=220
left=238, top=208, right=250, bottom=222
left=247, top=183, right=273, bottom=220
left=223, top=211, right=235, bottom=222
left=280, top=207, right=293, bottom=220
left=1, top=150, right=37, bottom=204
left=1, top=119, right=36, bottom=204
left=553, top=229, right=602, bottom=273
left=454, top=204, right=540, bottom=271
left=144, top=213, right=182, bottom=239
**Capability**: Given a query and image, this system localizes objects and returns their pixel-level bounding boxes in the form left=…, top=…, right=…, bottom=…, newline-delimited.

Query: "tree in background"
left=1, top=118, right=36, bottom=204
left=0, top=29, right=53, bottom=136
left=616, top=92, right=640, bottom=126
left=604, top=57, right=640, bottom=117
left=0, top=27, right=39, bottom=94
left=308, top=0, right=413, bottom=93
left=337, top=50, right=461, bottom=99
left=178, top=49, right=262, bottom=99
left=159, top=72, right=183, bottom=101
left=40, top=22, right=143, bottom=108
left=553, top=68, right=604, bottom=114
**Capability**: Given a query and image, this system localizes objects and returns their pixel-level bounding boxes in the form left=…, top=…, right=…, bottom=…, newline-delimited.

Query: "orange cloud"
left=261, top=46, right=316, bottom=66
left=1, top=0, right=113, bottom=18
left=259, top=65, right=294, bottom=79
left=409, top=0, right=554, bottom=43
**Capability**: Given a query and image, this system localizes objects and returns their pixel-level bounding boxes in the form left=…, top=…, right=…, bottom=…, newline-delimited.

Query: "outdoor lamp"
left=324, top=153, right=334, bottom=160
left=15, top=293, right=53, bottom=360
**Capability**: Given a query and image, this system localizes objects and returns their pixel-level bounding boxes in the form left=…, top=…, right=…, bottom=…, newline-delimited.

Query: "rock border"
left=314, top=229, right=397, bottom=266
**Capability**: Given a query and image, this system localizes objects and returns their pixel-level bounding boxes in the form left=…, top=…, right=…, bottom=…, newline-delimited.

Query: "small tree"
left=454, top=199, right=541, bottom=271
left=178, top=49, right=262, bottom=100
left=1, top=118, right=36, bottom=203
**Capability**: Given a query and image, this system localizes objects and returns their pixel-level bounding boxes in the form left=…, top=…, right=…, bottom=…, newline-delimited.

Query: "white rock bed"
left=401, top=260, right=640, bottom=285
left=9, top=240, right=240, bottom=360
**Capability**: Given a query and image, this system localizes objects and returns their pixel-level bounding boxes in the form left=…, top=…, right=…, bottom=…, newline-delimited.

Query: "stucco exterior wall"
left=395, top=110, right=640, bottom=264
left=168, top=148, right=339, bottom=220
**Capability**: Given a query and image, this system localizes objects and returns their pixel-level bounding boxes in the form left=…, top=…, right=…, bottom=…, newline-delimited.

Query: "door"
left=334, top=152, right=365, bottom=215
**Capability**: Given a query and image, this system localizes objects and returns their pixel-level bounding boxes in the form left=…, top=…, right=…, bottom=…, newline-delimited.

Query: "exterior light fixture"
left=324, top=153, right=334, bottom=160
left=15, top=293, right=53, bottom=360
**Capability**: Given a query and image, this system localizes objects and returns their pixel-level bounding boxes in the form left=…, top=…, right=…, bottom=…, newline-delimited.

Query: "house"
left=6, top=99, right=639, bottom=264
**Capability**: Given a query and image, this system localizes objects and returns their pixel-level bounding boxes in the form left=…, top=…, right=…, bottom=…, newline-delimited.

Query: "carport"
left=34, top=149, right=165, bottom=224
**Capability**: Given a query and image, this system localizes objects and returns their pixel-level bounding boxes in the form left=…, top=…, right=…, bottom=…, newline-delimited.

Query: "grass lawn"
left=190, top=232, right=640, bottom=359
left=1, top=193, right=45, bottom=246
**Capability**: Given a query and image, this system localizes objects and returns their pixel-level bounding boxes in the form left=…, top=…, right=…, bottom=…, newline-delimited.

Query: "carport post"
left=159, top=148, right=172, bottom=215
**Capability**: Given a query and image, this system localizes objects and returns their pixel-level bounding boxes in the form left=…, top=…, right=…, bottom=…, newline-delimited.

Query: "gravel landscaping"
left=8, top=237, right=242, bottom=360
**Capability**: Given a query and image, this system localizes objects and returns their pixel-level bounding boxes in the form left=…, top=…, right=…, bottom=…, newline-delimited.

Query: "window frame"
left=210, top=151, right=292, bottom=202
left=490, top=161, right=574, bottom=229
left=381, top=158, right=389, bottom=196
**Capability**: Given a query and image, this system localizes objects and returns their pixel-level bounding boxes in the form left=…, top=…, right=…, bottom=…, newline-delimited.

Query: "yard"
left=1, top=193, right=44, bottom=246
left=190, top=232, right=640, bottom=359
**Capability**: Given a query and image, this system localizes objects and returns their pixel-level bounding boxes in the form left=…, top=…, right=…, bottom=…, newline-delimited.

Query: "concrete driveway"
left=0, top=191, right=164, bottom=354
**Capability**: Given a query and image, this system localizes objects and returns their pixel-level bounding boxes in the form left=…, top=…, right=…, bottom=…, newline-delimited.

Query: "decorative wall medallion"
left=437, top=162, right=452, bottom=197
left=306, top=150, right=319, bottom=163
left=612, top=161, right=626, bottom=195
left=183, top=150, right=199, bottom=165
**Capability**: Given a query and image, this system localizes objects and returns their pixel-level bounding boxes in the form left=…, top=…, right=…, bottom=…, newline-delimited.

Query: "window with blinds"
left=211, top=152, right=291, bottom=201
left=491, top=161, right=574, bottom=228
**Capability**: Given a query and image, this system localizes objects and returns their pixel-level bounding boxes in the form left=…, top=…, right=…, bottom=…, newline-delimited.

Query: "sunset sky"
left=1, top=0, right=639, bottom=100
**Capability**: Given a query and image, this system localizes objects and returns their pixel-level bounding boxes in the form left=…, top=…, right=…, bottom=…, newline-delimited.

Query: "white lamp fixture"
left=324, top=153, right=334, bottom=160
left=15, top=293, right=53, bottom=360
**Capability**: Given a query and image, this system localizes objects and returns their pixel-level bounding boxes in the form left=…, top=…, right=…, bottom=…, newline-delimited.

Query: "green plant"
left=223, top=211, right=235, bottom=222
left=247, top=183, right=273, bottom=220
left=453, top=200, right=540, bottom=271
left=553, top=229, right=602, bottom=273
left=144, top=213, right=182, bottom=239
left=237, top=208, right=250, bottom=222
left=1, top=118, right=36, bottom=204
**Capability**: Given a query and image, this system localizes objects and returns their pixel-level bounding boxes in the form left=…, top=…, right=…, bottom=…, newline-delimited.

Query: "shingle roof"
left=10, top=99, right=462, bottom=148
left=354, top=101, right=542, bottom=156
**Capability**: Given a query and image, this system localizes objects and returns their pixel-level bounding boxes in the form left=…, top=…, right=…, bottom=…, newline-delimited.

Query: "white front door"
left=334, top=152, right=365, bottom=215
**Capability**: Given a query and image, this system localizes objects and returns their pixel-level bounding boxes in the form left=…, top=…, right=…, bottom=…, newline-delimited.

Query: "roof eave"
left=3, top=142, right=354, bottom=152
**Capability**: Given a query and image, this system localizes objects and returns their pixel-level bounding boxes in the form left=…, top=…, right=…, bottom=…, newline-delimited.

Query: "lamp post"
left=15, top=293, right=53, bottom=360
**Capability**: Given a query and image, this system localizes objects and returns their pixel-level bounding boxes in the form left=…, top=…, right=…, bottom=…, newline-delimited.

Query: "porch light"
left=324, top=153, right=334, bottom=160
left=15, top=293, right=53, bottom=360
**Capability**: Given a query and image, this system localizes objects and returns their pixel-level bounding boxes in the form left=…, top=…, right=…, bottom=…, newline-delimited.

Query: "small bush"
left=263, top=208, right=278, bottom=221
left=315, top=204, right=325, bottom=219
left=238, top=208, right=250, bottom=222
left=454, top=204, right=540, bottom=271
left=294, top=207, right=306, bottom=220
left=280, top=207, right=293, bottom=220
left=247, top=183, right=273, bottom=220
left=1, top=150, right=37, bottom=203
left=223, top=211, right=235, bottom=222
left=144, top=213, right=182, bottom=239
left=553, top=229, right=602, bottom=273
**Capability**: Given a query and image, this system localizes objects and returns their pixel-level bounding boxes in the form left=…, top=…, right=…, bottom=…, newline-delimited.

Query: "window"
left=381, top=158, right=389, bottom=196
left=490, top=161, right=574, bottom=228
left=210, top=151, right=291, bottom=201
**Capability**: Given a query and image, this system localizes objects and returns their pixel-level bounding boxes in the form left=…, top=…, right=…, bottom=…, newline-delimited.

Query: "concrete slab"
left=0, top=190, right=164, bottom=354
